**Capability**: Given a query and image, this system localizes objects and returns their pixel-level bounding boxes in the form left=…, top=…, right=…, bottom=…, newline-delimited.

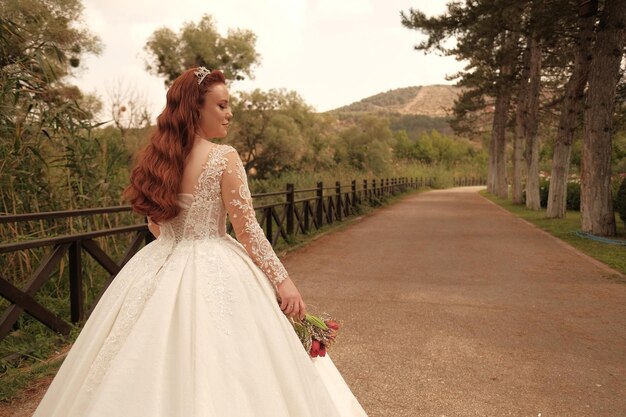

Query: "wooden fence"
left=0, top=176, right=485, bottom=344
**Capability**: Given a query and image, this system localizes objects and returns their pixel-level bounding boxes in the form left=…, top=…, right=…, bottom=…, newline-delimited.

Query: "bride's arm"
left=220, top=147, right=289, bottom=290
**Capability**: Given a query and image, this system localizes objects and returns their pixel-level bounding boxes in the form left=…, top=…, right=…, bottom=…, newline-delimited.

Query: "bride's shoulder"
left=216, top=144, right=239, bottom=160
left=219, top=143, right=237, bottom=152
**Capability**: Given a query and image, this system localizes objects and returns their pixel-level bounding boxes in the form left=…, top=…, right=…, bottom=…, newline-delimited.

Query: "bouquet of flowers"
left=288, top=309, right=341, bottom=358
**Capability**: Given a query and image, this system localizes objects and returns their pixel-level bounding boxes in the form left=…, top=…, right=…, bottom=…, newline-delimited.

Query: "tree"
left=522, top=27, right=543, bottom=210
left=401, top=1, right=523, bottom=198
left=580, top=0, right=626, bottom=236
left=227, top=89, right=314, bottom=178
left=105, top=78, right=152, bottom=139
left=0, top=0, right=102, bottom=213
left=144, top=14, right=260, bottom=87
left=297, top=112, right=338, bottom=173
left=0, top=0, right=102, bottom=79
left=488, top=27, right=518, bottom=198
left=512, top=42, right=531, bottom=204
left=546, top=0, right=596, bottom=218
left=335, top=115, right=395, bottom=173
left=511, top=0, right=572, bottom=209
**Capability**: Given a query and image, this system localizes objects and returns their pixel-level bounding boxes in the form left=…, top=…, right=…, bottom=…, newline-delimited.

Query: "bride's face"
left=197, top=83, right=232, bottom=139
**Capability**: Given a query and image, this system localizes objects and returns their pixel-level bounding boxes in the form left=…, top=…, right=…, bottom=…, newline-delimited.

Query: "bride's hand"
left=276, top=278, right=306, bottom=321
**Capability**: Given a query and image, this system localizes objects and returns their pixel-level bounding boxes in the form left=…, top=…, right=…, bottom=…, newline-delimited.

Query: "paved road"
left=288, top=187, right=626, bottom=417
left=5, top=187, right=626, bottom=417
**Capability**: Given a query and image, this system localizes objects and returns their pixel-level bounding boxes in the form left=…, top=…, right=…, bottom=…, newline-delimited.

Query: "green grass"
left=480, top=190, right=626, bottom=278
left=0, top=324, right=82, bottom=401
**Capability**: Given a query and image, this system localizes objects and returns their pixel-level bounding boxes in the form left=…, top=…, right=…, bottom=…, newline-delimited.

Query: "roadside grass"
left=479, top=190, right=626, bottom=278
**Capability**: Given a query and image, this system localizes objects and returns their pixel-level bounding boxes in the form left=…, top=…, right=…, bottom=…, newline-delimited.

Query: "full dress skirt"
left=31, top=157, right=369, bottom=417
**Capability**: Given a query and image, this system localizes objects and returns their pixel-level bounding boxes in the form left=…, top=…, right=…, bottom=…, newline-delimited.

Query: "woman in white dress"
left=30, top=67, right=369, bottom=417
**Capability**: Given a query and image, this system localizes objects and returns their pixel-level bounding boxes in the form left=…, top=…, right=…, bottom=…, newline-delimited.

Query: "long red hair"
left=122, top=68, right=226, bottom=224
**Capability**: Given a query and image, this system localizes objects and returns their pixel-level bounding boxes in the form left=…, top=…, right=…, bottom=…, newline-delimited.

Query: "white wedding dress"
left=31, top=143, right=368, bottom=417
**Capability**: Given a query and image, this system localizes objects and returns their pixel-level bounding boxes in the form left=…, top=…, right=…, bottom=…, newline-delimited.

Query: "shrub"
left=539, top=177, right=550, bottom=208
left=566, top=181, right=581, bottom=211
left=523, top=178, right=580, bottom=210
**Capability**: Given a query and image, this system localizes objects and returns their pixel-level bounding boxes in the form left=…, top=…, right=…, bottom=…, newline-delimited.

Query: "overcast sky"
left=71, top=0, right=464, bottom=121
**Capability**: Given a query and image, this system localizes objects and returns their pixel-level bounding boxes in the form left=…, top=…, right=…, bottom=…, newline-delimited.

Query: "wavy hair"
left=122, top=68, right=226, bottom=224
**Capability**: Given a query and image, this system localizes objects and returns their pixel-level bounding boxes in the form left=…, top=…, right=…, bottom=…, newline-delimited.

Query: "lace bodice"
left=157, top=144, right=289, bottom=289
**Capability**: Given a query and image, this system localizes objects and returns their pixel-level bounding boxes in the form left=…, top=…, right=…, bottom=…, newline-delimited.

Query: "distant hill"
left=332, top=85, right=463, bottom=117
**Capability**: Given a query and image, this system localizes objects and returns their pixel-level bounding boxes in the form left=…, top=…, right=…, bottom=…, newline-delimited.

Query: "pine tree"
left=581, top=0, right=626, bottom=236
left=401, top=1, right=523, bottom=198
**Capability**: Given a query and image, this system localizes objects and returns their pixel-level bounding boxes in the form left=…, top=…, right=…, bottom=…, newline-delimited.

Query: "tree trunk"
left=524, top=35, right=542, bottom=210
left=490, top=92, right=512, bottom=198
left=581, top=0, right=626, bottom=236
left=546, top=1, right=595, bottom=218
left=487, top=124, right=496, bottom=194
left=488, top=31, right=516, bottom=199
left=512, top=46, right=530, bottom=205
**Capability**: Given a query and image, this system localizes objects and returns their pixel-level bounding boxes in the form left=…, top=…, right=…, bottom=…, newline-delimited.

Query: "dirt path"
left=287, top=187, right=626, bottom=416
left=6, top=187, right=626, bottom=416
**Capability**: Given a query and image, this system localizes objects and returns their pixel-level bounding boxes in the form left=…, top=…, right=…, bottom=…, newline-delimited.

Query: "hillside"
left=333, top=84, right=463, bottom=117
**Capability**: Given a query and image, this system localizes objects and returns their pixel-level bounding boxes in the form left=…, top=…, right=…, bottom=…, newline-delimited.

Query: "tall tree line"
left=402, top=0, right=626, bottom=236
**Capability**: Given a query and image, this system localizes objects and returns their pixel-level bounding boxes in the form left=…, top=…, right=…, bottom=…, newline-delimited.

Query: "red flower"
left=325, top=320, right=340, bottom=330
left=310, top=340, right=321, bottom=357
left=319, top=344, right=327, bottom=357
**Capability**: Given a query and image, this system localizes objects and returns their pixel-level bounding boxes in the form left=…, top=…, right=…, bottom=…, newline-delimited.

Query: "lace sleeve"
left=220, top=147, right=289, bottom=289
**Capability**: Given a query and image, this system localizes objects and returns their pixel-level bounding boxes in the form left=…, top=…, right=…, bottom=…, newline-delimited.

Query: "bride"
left=30, top=67, right=369, bottom=416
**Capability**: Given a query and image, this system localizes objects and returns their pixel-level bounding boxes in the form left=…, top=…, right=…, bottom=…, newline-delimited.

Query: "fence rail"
left=0, top=176, right=485, bottom=344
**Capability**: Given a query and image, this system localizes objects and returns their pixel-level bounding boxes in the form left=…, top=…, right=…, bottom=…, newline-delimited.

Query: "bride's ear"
left=147, top=216, right=161, bottom=238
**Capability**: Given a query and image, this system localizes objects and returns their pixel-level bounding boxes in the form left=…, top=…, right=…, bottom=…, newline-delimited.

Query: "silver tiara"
left=194, top=66, right=211, bottom=85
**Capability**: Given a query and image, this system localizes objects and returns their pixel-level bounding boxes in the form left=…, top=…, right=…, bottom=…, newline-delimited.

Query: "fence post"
left=303, top=199, right=310, bottom=233
left=69, top=241, right=83, bottom=323
left=336, top=181, right=342, bottom=221
left=316, top=181, right=323, bottom=227
left=351, top=180, right=356, bottom=213
left=363, top=179, right=368, bottom=203
left=265, top=207, right=273, bottom=243
left=286, top=183, right=295, bottom=236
